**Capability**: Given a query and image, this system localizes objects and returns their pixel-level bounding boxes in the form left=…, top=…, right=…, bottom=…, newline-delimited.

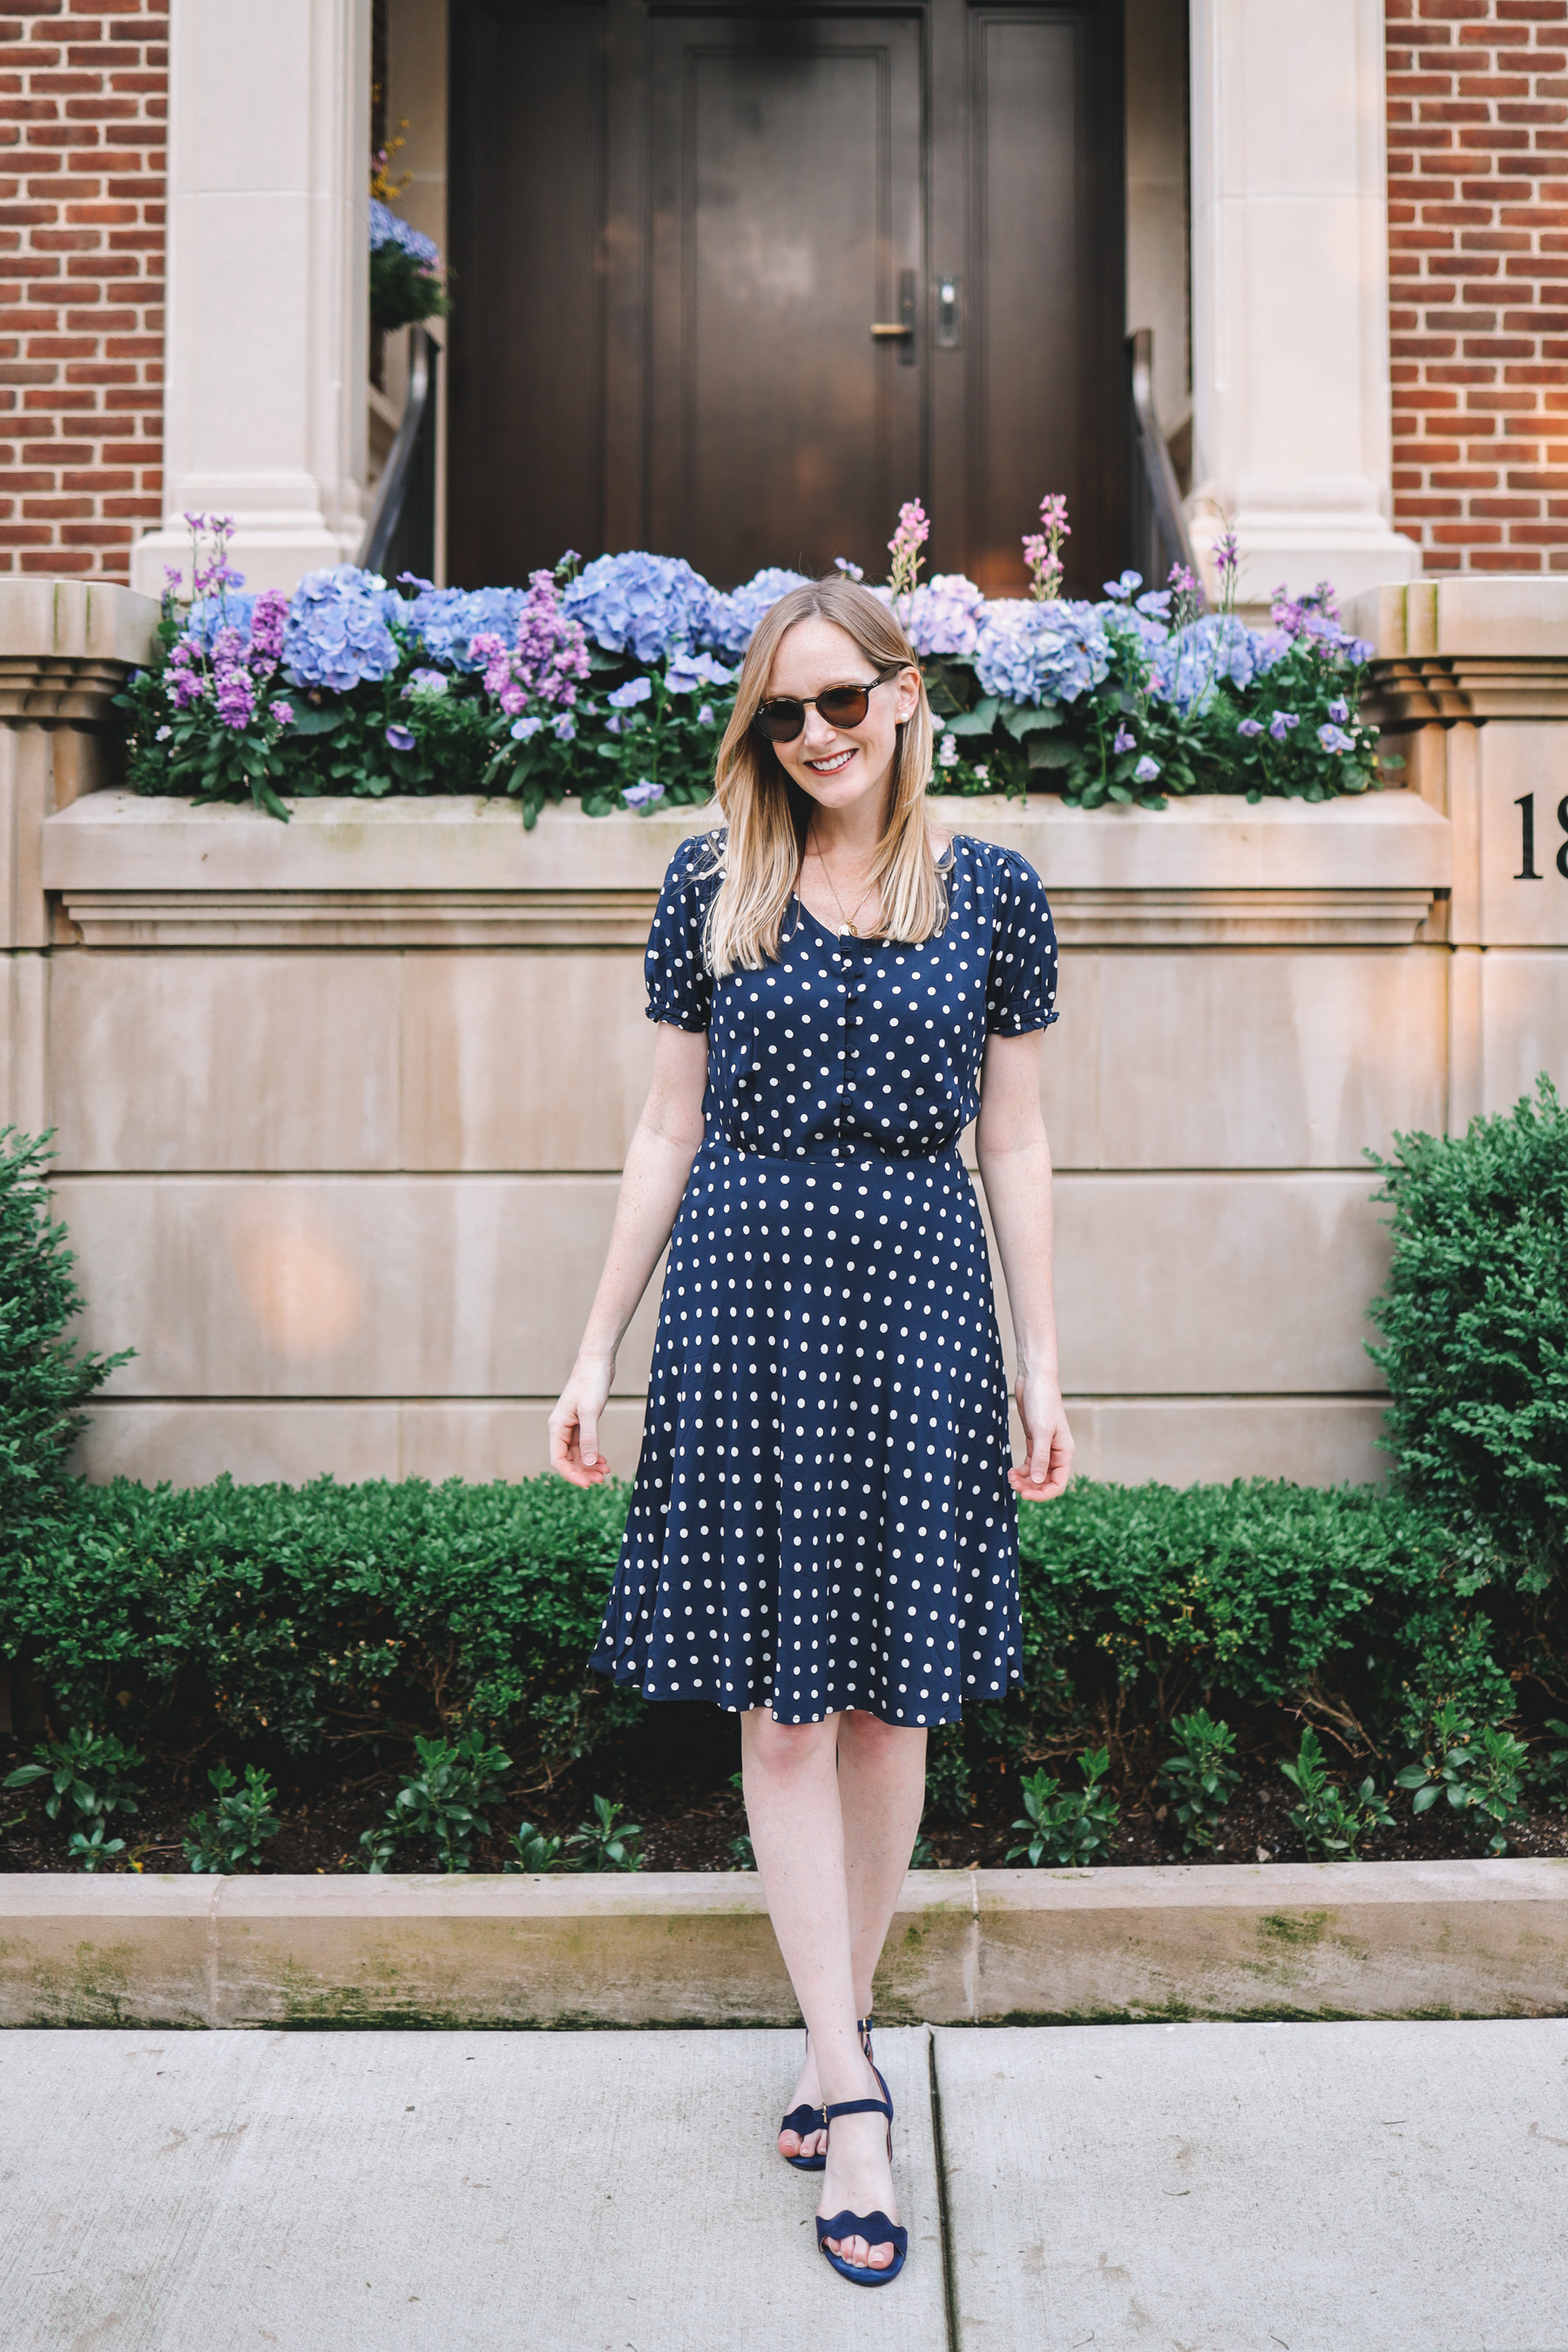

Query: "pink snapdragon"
left=888, top=499, right=929, bottom=612
left=249, top=588, right=287, bottom=671
left=475, top=571, right=591, bottom=721
left=1024, top=492, right=1071, bottom=601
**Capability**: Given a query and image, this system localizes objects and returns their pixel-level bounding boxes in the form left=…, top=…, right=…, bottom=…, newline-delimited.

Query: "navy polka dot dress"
left=588, top=831, right=1059, bottom=1727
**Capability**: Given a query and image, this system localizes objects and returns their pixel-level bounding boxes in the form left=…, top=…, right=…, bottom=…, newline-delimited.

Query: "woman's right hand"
left=549, top=1353, right=615, bottom=1485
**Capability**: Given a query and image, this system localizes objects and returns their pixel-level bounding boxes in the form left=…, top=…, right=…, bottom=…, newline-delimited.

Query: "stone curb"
left=2, top=1859, right=1564, bottom=2029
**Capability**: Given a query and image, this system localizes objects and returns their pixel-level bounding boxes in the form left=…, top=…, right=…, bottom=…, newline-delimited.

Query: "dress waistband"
left=704, top=1128, right=963, bottom=1170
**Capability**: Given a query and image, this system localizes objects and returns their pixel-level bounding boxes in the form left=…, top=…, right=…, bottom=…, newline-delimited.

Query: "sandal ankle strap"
left=822, top=2093, right=891, bottom=2124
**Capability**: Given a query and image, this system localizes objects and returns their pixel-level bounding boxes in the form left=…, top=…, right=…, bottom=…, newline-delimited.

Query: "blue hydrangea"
left=902, top=573, right=988, bottom=659
left=564, top=552, right=720, bottom=663
left=404, top=585, right=525, bottom=672
left=182, top=592, right=257, bottom=651
left=974, top=599, right=1112, bottom=705
left=701, top=568, right=808, bottom=655
left=368, top=198, right=442, bottom=271
left=282, top=565, right=402, bottom=694
left=1149, top=615, right=1267, bottom=714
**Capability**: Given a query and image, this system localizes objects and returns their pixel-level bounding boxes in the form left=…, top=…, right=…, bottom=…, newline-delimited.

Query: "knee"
left=840, top=1709, right=927, bottom=1766
left=744, top=1712, right=835, bottom=1783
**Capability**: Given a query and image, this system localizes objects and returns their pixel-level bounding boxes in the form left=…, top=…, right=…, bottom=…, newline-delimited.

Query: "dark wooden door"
left=448, top=1, right=1124, bottom=596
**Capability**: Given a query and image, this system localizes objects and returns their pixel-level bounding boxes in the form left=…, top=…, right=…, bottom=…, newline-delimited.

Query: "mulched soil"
left=5, top=1699, right=1568, bottom=1875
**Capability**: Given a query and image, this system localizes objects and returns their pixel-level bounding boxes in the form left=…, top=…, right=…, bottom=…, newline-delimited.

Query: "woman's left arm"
left=974, top=1029, right=1075, bottom=1500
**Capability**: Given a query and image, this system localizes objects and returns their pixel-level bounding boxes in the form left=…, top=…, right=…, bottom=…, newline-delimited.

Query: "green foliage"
left=3, top=1726, right=144, bottom=1825
left=1012, top=1478, right=1458, bottom=1753
left=1006, top=1747, right=1119, bottom=1868
left=922, top=1724, right=975, bottom=1824
left=0, top=1131, right=130, bottom=1538
left=362, top=1730, right=513, bottom=1872
left=505, top=1819, right=565, bottom=1874
left=1159, top=1711, right=1240, bottom=1855
left=1280, top=1724, right=1395, bottom=1860
left=566, top=1793, right=644, bottom=1873
left=1534, top=1717, right=1568, bottom=1812
left=67, top=1822, right=125, bottom=1872
left=1395, top=1700, right=1531, bottom=1856
left=728, top=1768, right=755, bottom=1869
left=1368, top=1078, right=1568, bottom=1592
left=183, top=1761, right=282, bottom=1874
left=369, top=242, right=450, bottom=334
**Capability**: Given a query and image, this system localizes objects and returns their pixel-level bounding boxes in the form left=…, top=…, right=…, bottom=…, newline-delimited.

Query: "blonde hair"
left=702, top=576, right=943, bottom=975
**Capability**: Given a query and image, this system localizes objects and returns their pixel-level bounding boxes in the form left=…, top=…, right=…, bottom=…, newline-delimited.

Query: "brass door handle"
left=871, top=269, right=918, bottom=364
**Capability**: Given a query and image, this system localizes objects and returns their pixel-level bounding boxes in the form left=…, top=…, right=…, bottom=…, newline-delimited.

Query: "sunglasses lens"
left=755, top=700, right=806, bottom=742
left=816, top=686, right=872, bottom=727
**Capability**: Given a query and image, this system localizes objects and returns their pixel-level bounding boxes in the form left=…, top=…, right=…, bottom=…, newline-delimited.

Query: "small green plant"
left=360, top=1730, right=513, bottom=1873
left=923, top=1727, right=974, bottom=1823
left=1006, top=1746, right=1119, bottom=1868
left=1533, top=1717, right=1568, bottom=1811
left=566, top=1793, right=644, bottom=1872
left=1280, top=1725, right=1394, bottom=1859
left=1396, top=1699, right=1531, bottom=1855
left=1159, top=1710, right=1241, bottom=1855
left=67, top=1821, right=125, bottom=1872
left=727, top=1769, right=755, bottom=1869
left=3, top=1726, right=144, bottom=1827
left=182, top=1762, right=281, bottom=1874
left=909, top=1831, right=936, bottom=1869
left=505, top=1819, right=565, bottom=1874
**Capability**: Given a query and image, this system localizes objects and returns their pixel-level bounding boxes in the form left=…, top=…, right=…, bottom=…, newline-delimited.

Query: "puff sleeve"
left=983, top=848, right=1060, bottom=1036
left=644, top=831, right=719, bottom=1031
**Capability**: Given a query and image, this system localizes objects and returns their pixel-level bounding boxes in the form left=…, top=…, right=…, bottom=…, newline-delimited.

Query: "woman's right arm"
left=547, top=1021, right=710, bottom=1485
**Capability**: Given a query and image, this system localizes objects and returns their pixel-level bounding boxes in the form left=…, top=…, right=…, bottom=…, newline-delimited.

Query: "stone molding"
left=42, top=788, right=1453, bottom=951
left=56, top=882, right=1442, bottom=950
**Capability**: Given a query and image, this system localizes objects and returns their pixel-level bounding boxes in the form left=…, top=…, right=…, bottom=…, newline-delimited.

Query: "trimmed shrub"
left=0, top=1130, right=128, bottom=1538
left=1368, top=1077, right=1568, bottom=1592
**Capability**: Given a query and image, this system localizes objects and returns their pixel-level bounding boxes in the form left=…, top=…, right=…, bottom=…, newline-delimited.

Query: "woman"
left=549, top=575, right=1072, bottom=2287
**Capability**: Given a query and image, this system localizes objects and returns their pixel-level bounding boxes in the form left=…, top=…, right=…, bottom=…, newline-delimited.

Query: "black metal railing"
left=359, top=325, right=440, bottom=579
left=1126, top=327, right=1196, bottom=591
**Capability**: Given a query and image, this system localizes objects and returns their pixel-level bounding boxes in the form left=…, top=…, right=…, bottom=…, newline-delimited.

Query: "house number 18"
left=1515, top=791, right=1568, bottom=880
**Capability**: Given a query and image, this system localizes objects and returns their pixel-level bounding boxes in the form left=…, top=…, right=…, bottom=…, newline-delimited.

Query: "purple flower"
left=385, top=723, right=416, bottom=751
left=1268, top=710, right=1300, bottom=742
left=697, top=701, right=715, bottom=727
left=1327, top=697, right=1349, bottom=723
left=665, top=647, right=735, bottom=693
left=1112, top=726, right=1137, bottom=754
left=249, top=589, right=287, bottom=666
left=623, top=777, right=665, bottom=808
left=213, top=666, right=254, bottom=731
left=607, top=675, right=653, bottom=711
left=564, top=551, right=720, bottom=664
left=553, top=713, right=577, bottom=742
left=272, top=700, right=294, bottom=727
left=1318, top=722, right=1355, bottom=754
left=1216, top=528, right=1240, bottom=578
left=1132, top=754, right=1161, bottom=784
left=1102, top=571, right=1143, bottom=603
left=703, top=569, right=809, bottom=658
left=1167, top=562, right=1200, bottom=598
left=404, top=667, right=448, bottom=699
left=834, top=557, right=864, bottom=581
left=1237, top=718, right=1265, bottom=738
left=902, top=573, right=988, bottom=658
left=510, top=714, right=544, bottom=740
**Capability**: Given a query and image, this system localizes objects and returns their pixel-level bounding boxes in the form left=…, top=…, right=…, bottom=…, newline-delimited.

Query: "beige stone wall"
left=4, top=578, right=1565, bottom=1492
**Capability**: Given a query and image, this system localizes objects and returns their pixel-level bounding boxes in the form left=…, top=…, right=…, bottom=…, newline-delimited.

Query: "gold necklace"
left=809, top=837, right=878, bottom=936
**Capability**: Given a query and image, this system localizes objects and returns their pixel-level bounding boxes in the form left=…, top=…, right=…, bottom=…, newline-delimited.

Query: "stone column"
left=1187, top=0, right=1420, bottom=607
left=0, top=582, right=158, bottom=1132
left=129, top=0, right=373, bottom=599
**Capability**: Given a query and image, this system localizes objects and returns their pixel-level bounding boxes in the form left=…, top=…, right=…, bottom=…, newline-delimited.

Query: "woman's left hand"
left=1009, top=1372, right=1075, bottom=1500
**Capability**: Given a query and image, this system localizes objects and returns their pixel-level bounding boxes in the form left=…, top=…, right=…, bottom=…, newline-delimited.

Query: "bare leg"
left=777, top=1712, right=927, bottom=2160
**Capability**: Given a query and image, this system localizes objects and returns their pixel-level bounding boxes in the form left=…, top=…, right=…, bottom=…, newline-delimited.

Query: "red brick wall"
left=0, top=3, right=166, bottom=582
left=1389, top=0, right=1568, bottom=572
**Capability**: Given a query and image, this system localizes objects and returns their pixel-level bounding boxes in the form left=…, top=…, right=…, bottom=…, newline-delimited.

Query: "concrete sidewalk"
left=2, top=2022, right=1565, bottom=2351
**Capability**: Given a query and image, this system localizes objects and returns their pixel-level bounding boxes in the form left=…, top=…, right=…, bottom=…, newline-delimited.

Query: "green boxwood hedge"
left=1, top=1470, right=1551, bottom=1781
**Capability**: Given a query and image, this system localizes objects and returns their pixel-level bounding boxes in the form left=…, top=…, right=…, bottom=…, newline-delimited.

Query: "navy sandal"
left=780, top=2014, right=875, bottom=2172
left=814, top=2081, right=907, bottom=2287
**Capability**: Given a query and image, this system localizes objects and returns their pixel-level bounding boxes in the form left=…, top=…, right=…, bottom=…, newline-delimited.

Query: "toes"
left=779, top=2131, right=800, bottom=2158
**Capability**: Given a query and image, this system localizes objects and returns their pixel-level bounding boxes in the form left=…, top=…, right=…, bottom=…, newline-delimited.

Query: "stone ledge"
left=39, top=792, right=1453, bottom=942
left=2, top=1859, right=1561, bottom=2029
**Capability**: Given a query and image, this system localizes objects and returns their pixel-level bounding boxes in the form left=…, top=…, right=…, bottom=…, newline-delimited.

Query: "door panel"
left=646, top=14, right=923, bottom=584
left=447, top=3, right=607, bottom=585
left=446, top=1, right=1124, bottom=597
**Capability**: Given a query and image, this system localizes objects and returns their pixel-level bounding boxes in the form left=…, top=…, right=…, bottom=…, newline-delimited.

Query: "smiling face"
left=761, top=616, right=921, bottom=823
